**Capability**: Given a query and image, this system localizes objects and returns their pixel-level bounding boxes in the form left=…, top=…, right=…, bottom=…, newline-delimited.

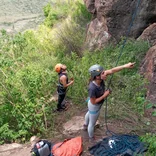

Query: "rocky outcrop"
left=138, top=23, right=156, bottom=46
left=138, top=23, right=156, bottom=103
left=140, top=45, right=156, bottom=103
left=84, top=0, right=156, bottom=50
left=85, top=16, right=111, bottom=50
left=84, top=1, right=156, bottom=102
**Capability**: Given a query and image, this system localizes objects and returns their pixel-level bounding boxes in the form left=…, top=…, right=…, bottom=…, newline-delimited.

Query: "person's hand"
left=70, top=78, right=74, bottom=85
left=70, top=78, right=74, bottom=81
left=103, top=89, right=111, bottom=97
left=107, top=88, right=112, bottom=93
left=124, top=62, right=135, bottom=69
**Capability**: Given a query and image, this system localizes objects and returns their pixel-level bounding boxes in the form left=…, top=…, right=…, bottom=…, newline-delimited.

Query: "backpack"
left=52, top=136, right=82, bottom=156
left=31, top=140, right=52, bottom=156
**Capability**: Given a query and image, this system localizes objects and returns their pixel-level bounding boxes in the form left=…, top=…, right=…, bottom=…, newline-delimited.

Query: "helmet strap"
left=96, top=75, right=102, bottom=80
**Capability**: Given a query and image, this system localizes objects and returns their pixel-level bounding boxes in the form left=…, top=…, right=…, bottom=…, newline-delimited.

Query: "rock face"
left=139, top=25, right=156, bottom=104
left=138, top=23, right=156, bottom=46
left=138, top=23, right=156, bottom=103
left=0, top=0, right=50, bottom=33
left=140, top=45, right=156, bottom=103
left=84, top=0, right=156, bottom=104
left=84, top=0, right=156, bottom=50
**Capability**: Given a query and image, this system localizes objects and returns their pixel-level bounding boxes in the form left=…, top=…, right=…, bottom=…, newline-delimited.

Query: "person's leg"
left=87, top=100, right=101, bottom=138
left=83, top=100, right=91, bottom=130
left=57, top=94, right=65, bottom=110
left=84, top=111, right=89, bottom=125
left=61, top=94, right=66, bottom=108
left=83, top=111, right=89, bottom=130
left=88, top=111, right=100, bottom=138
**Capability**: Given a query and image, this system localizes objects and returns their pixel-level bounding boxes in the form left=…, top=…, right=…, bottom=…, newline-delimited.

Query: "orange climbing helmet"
left=55, top=63, right=62, bottom=73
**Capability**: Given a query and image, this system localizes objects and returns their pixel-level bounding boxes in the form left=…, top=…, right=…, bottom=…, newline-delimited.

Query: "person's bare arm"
left=90, top=90, right=110, bottom=104
left=105, top=62, right=135, bottom=76
left=60, top=75, right=74, bottom=88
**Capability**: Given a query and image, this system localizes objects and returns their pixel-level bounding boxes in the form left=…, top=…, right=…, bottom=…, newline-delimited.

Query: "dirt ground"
left=0, top=100, right=155, bottom=156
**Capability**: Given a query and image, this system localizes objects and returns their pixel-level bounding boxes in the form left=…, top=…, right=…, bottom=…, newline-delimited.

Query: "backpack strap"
left=55, top=139, right=71, bottom=149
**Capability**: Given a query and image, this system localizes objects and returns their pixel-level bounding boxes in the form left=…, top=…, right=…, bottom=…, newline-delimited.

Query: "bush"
left=0, top=29, right=57, bottom=142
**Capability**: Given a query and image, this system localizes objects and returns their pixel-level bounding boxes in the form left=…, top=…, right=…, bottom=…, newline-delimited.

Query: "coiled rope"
left=89, top=134, right=147, bottom=156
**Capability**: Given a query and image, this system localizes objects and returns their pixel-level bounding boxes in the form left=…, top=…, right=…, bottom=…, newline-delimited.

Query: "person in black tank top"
left=54, top=64, right=74, bottom=112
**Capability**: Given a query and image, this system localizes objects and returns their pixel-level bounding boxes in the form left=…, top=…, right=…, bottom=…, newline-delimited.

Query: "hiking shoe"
left=57, top=108, right=64, bottom=112
left=53, top=108, right=64, bottom=113
left=89, top=136, right=102, bottom=144
left=89, top=136, right=96, bottom=145
left=56, top=106, right=68, bottom=112
left=61, top=105, right=67, bottom=109
left=83, top=124, right=88, bottom=131
left=61, top=105, right=68, bottom=111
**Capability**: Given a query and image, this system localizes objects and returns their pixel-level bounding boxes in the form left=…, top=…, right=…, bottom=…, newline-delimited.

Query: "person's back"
left=57, top=72, right=68, bottom=95
left=54, top=63, right=74, bottom=112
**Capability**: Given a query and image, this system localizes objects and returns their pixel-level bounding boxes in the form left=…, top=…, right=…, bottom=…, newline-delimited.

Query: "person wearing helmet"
left=54, top=63, right=74, bottom=112
left=84, top=62, right=135, bottom=140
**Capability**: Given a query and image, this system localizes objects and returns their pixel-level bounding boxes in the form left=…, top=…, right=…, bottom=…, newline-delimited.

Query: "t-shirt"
left=88, top=81, right=105, bottom=104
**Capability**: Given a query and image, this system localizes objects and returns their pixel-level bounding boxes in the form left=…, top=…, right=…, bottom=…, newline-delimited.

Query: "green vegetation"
left=140, top=133, right=156, bottom=156
left=0, top=0, right=91, bottom=143
left=0, top=29, right=57, bottom=143
left=0, top=0, right=155, bottom=155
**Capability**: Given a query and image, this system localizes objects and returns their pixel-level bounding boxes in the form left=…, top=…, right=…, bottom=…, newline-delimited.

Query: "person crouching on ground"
left=84, top=62, right=135, bottom=140
left=54, top=63, right=74, bottom=112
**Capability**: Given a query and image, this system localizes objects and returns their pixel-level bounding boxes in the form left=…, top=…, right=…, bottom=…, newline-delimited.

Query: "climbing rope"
left=105, top=0, right=142, bottom=135
left=89, top=1, right=148, bottom=155
left=89, top=134, right=147, bottom=156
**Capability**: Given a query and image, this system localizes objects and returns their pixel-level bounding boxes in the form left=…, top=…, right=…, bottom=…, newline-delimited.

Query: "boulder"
left=140, top=45, right=156, bottom=103
left=138, top=23, right=156, bottom=46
